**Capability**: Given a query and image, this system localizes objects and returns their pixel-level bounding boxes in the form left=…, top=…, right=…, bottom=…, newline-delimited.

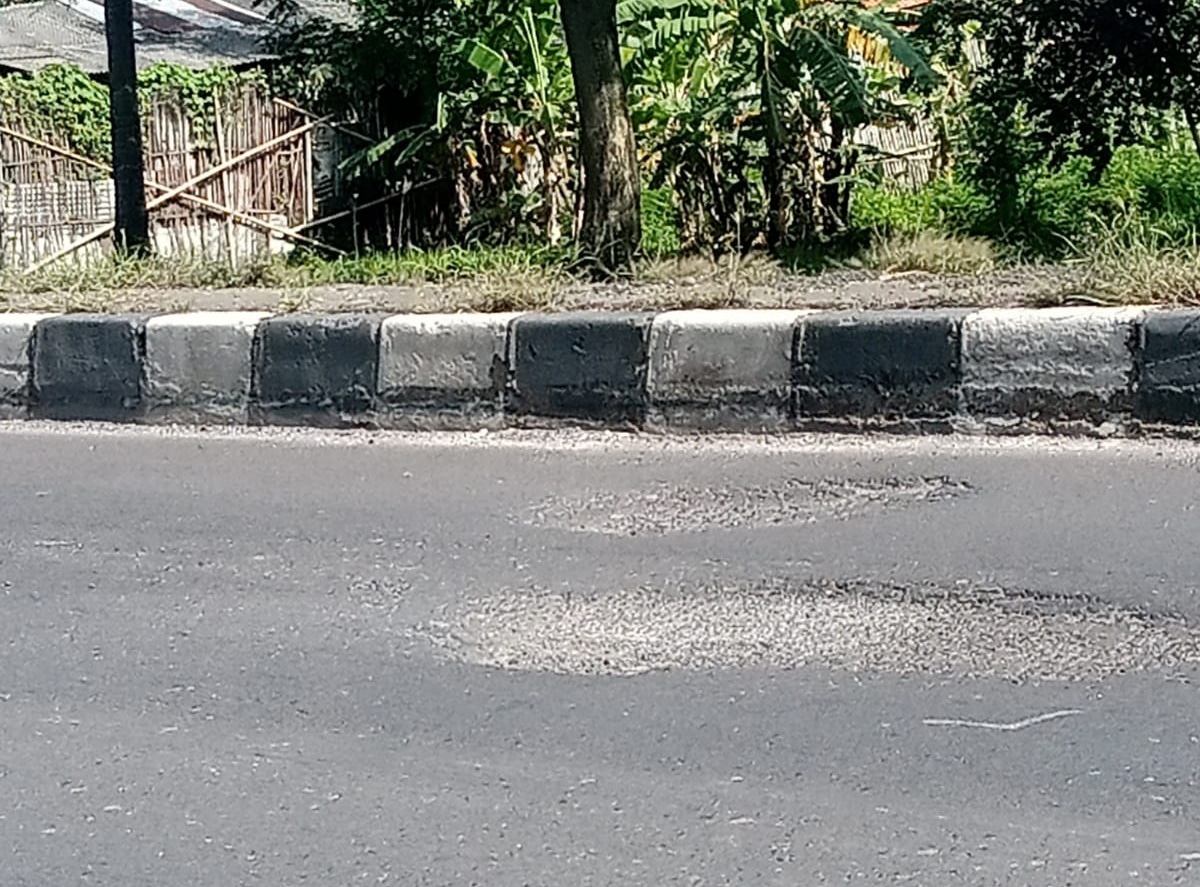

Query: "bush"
left=1008, top=158, right=1113, bottom=256
left=854, top=146, right=1200, bottom=260
left=1101, top=147, right=1200, bottom=244
left=850, top=177, right=991, bottom=238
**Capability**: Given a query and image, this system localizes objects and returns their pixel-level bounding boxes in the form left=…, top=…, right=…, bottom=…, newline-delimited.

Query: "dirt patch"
left=0, top=263, right=1087, bottom=315
left=431, top=579, right=1200, bottom=681
left=527, top=476, right=973, bottom=535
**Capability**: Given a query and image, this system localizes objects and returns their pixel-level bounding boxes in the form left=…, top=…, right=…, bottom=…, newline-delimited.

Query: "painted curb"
left=646, top=309, right=807, bottom=432
left=794, top=310, right=966, bottom=430
left=507, top=312, right=653, bottom=425
left=961, top=307, right=1143, bottom=427
left=250, top=314, right=381, bottom=428
left=32, top=314, right=145, bottom=421
left=1137, top=310, right=1200, bottom=424
left=0, top=313, right=57, bottom=419
left=377, top=312, right=516, bottom=429
left=9, top=306, right=1200, bottom=436
left=144, top=312, right=270, bottom=425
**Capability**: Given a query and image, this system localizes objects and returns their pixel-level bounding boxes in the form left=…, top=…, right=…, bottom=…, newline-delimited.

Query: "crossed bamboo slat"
left=0, top=121, right=346, bottom=273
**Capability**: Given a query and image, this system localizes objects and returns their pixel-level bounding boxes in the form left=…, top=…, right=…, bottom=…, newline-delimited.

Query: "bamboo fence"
left=0, top=84, right=323, bottom=271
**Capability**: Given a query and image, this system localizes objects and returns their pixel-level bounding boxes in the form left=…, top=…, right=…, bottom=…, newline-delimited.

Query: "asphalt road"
left=1, top=424, right=1198, bottom=886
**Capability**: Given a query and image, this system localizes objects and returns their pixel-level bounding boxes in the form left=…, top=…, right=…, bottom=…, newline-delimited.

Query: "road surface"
left=1, top=424, right=1197, bottom=885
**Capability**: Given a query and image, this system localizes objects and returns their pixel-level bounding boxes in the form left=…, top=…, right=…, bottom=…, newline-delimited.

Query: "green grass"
left=0, top=252, right=272, bottom=296
left=852, top=146, right=1200, bottom=261
left=264, top=243, right=573, bottom=288
left=0, top=243, right=574, bottom=305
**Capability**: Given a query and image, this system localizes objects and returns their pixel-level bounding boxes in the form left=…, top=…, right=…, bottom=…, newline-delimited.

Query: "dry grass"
left=1075, top=244, right=1200, bottom=306
left=0, top=254, right=270, bottom=297
left=638, top=252, right=783, bottom=286
left=1021, top=218, right=1200, bottom=307
left=631, top=252, right=786, bottom=310
left=432, top=270, right=568, bottom=313
left=866, top=230, right=998, bottom=275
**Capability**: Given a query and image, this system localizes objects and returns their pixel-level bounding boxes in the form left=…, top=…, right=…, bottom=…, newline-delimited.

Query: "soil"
left=0, top=263, right=1091, bottom=314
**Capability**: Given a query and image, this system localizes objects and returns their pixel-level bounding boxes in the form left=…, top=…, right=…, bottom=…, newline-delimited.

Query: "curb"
left=0, top=306, right=1195, bottom=435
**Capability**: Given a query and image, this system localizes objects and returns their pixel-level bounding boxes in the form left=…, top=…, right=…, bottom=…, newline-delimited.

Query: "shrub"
left=850, top=177, right=990, bottom=238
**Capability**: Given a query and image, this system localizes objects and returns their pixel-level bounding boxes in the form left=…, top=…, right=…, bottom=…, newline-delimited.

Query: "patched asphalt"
left=439, top=578, right=1200, bottom=680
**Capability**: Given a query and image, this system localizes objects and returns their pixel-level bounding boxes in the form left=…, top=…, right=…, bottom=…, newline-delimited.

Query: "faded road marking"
left=923, top=709, right=1083, bottom=731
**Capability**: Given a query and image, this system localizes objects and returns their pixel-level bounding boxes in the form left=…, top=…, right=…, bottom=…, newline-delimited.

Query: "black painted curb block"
left=794, top=310, right=966, bottom=429
left=1136, top=311, right=1200, bottom=425
left=32, top=314, right=145, bottom=421
left=507, top=312, right=653, bottom=424
left=250, top=314, right=381, bottom=427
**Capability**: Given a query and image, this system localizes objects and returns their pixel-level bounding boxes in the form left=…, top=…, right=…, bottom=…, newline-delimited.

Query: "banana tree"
left=466, top=0, right=575, bottom=243
left=622, top=0, right=937, bottom=248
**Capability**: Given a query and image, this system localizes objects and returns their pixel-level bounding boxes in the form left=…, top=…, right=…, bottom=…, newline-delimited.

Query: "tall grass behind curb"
left=1072, top=214, right=1200, bottom=305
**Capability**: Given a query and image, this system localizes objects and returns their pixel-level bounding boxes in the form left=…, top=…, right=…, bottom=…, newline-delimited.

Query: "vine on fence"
left=0, top=63, right=263, bottom=163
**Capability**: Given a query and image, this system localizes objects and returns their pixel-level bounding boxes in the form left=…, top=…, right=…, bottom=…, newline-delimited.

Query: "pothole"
left=527, top=476, right=973, bottom=535
left=430, top=580, right=1200, bottom=681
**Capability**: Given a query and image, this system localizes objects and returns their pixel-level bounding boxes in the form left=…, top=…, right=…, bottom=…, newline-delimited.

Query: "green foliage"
left=854, top=146, right=1200, bottom=259
left=640, top=186, right=680, bottom=257
left=263, top=0, right=933, bottom=252
left=1102, top=146, right=1200, bottom=240
left=852, top=176, right=989, bottom=237
left=0, top=62, right=260, bottom=162
left=137, top=64, right=259, bottom=141
left=0, top=65, right=111, bottom=160
left=918, top=0, right=1200, bottom=238
left=265, top=0, right=576, bottom=246
left=619, top=0, right=936, bottom=249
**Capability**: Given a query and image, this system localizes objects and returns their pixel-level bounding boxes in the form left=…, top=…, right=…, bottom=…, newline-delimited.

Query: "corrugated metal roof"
left=0, top=0, right=351, bottom=74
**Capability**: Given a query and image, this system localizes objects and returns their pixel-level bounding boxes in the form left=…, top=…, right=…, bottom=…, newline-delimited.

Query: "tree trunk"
left=559, top=0, right=640, bottom=274
left=104, top=0, right=150, bottom=254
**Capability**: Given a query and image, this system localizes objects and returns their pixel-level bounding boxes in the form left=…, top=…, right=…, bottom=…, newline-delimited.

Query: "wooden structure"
left=0, top=84, right=339, bottom=271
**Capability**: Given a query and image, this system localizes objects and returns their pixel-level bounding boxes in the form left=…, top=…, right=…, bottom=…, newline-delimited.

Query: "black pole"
left=104, top=0, right=151, bottom=254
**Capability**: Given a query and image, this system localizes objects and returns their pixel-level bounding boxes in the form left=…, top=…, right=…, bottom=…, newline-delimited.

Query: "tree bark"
left=559, top=0, right=640, bottom=274
left=104, top=0, right=151, bottom=254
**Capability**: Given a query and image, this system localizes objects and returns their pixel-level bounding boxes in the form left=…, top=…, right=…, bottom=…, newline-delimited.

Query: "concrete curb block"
left=145, top=312, right=269, bottom=425
left=646, top=309, right=808, bottom=432
left=507, top=312, right=653, bottom=426
left=250, top=314, right=381, bottom=428
left=0, top=313, right=56, bottom=418
left=377, top=313, right=516, bottom=429
left=11, top=306, right=1200, bottom=436
left=32, top=314, right=145, bottom=421
left=1136, top=310, right=1200, bottom=425
left=794, top=310, right=967, bottom=431
left=961, top=307, right=1143, bottom=428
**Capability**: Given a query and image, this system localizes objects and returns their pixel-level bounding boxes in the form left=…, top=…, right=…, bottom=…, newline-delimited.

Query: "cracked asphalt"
left=1, top=424, right=1198, bottom=885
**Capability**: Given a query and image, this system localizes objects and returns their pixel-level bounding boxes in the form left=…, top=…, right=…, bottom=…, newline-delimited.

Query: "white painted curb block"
left=144, top=312, right=269, bottom=423
left=961, top=307, right=1144, bottom=420
left=0, top=313, right=57, bottom=416
left=377, top=312, right=519, bottom=428
left=646, top=309, right=807, bottom=431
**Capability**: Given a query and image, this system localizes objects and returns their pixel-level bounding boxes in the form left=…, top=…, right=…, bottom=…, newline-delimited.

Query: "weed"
left=1071, top=219, right=1200, bottom=305
left=866, top=230, right=997, bottom=275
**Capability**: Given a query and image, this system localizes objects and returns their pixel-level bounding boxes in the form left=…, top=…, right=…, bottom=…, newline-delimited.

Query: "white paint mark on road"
left=1180, top=853, right=1200, bottom=861
left=922, top=709, right=1083, bottom=732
